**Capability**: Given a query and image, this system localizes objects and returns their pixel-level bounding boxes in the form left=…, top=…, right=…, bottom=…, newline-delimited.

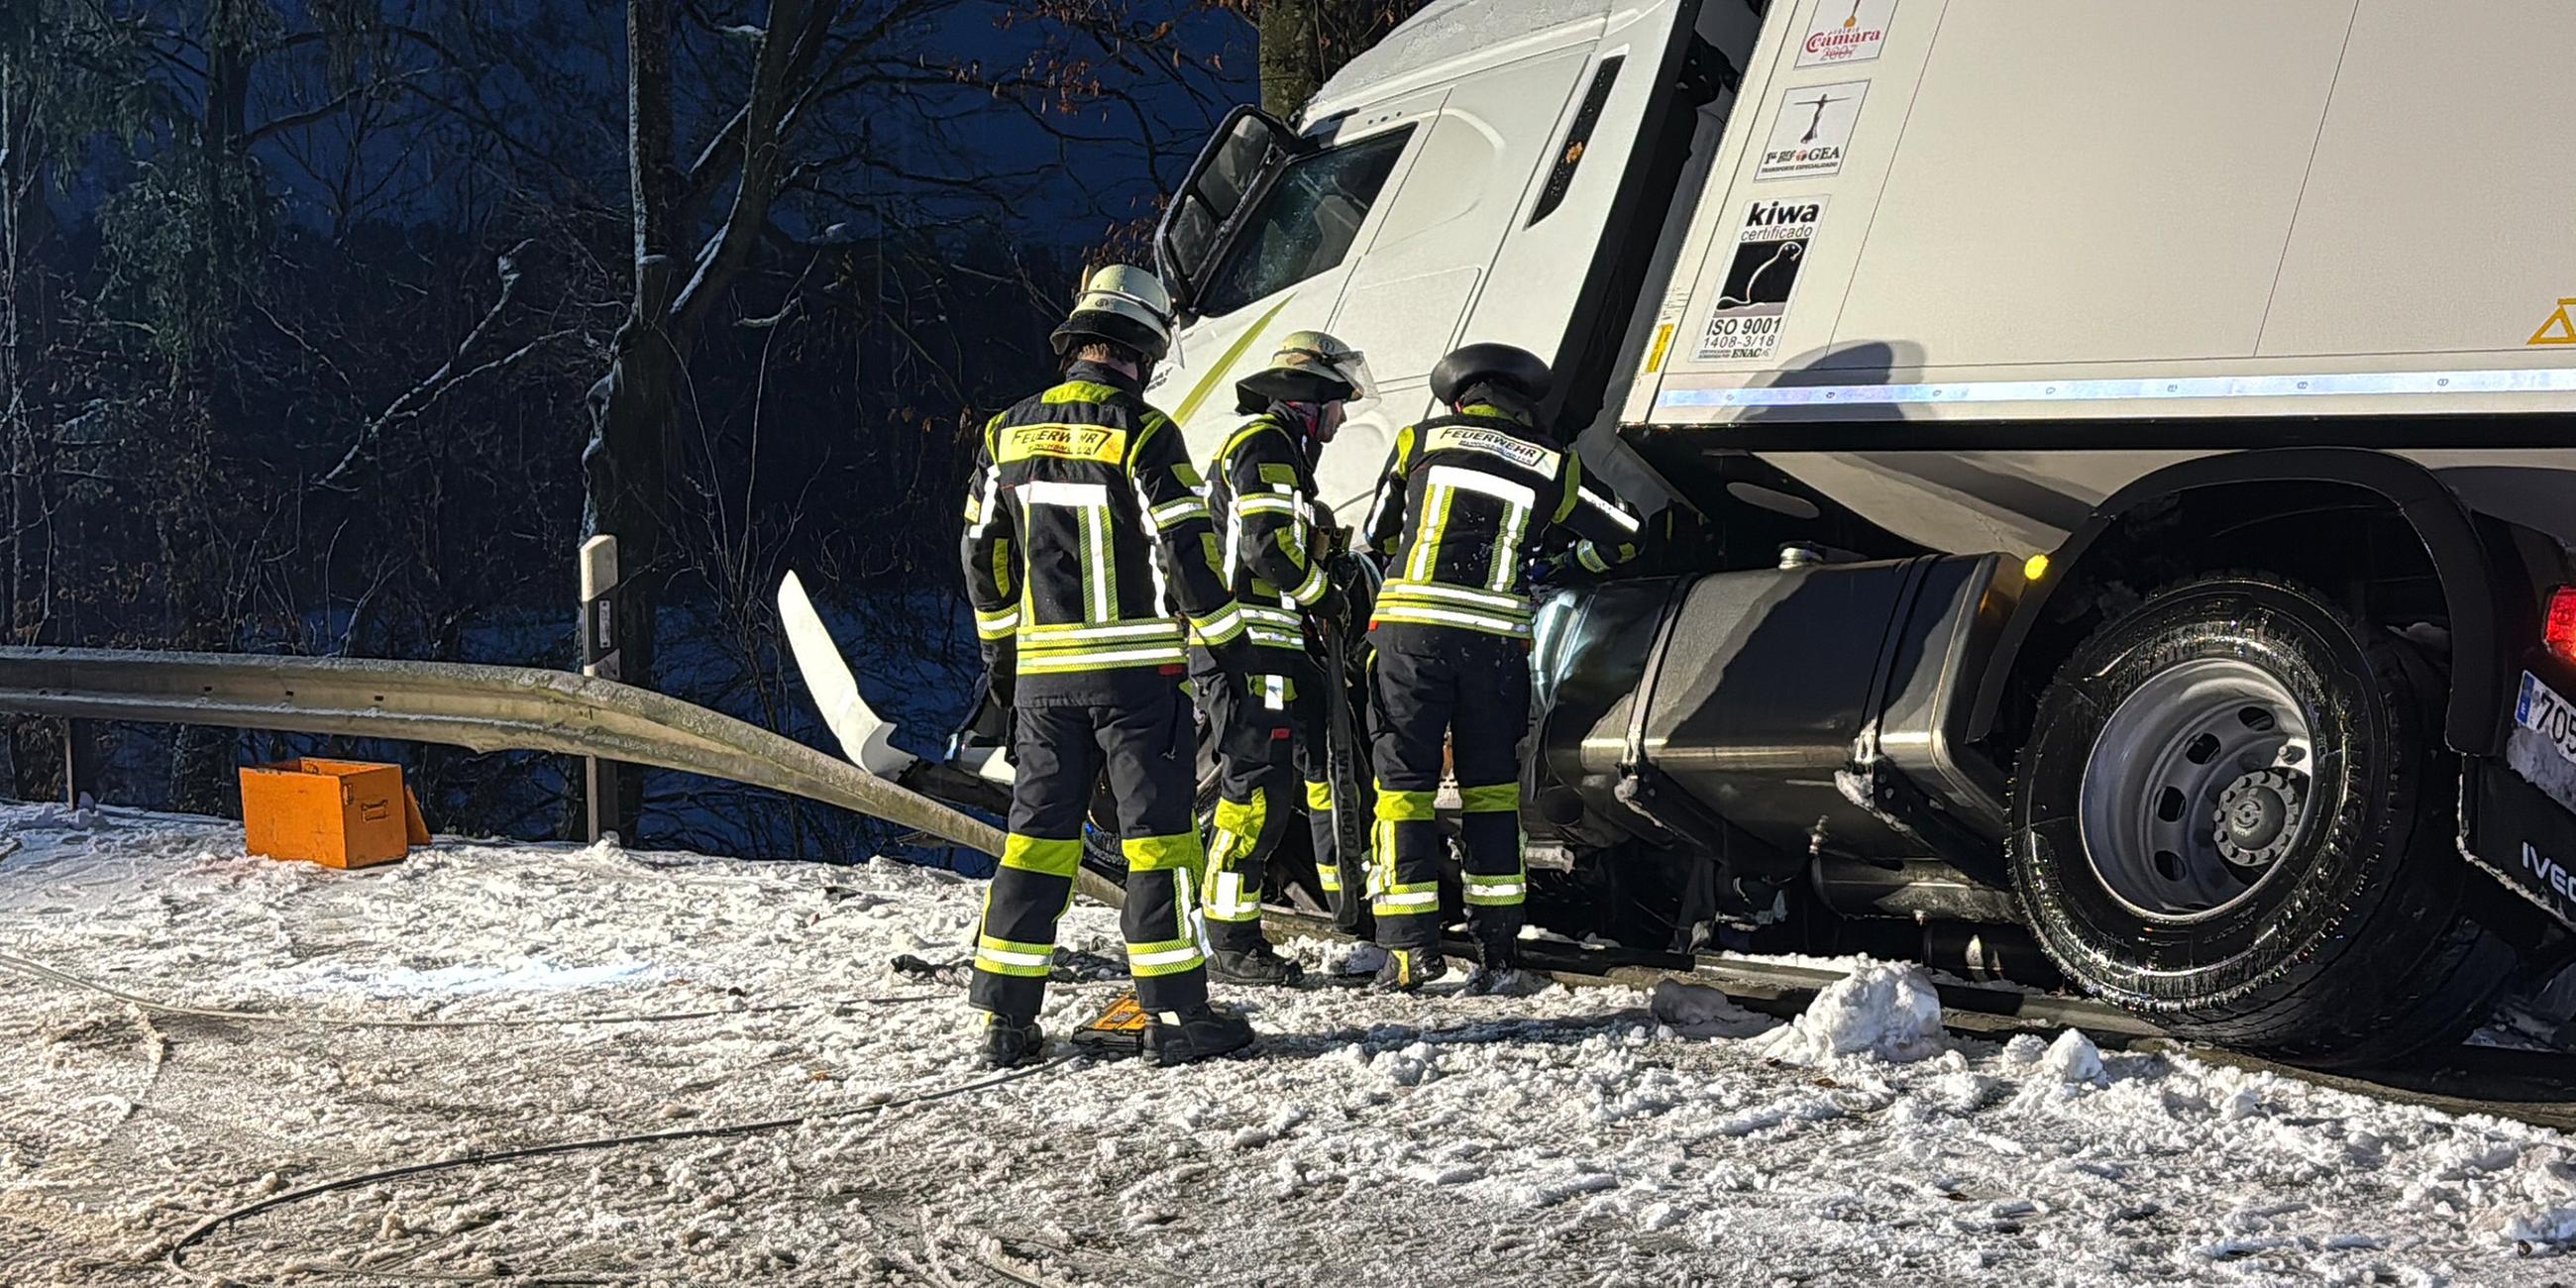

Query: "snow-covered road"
left=7, top=803, right=2576, bottom=1286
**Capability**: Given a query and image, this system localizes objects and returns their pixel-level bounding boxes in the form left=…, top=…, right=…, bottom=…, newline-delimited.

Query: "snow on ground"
left=9, top=805, right=2576, bottom=1285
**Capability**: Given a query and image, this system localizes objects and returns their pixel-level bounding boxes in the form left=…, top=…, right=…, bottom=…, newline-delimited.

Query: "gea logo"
left=1747, top=201, right=1823, bottom=227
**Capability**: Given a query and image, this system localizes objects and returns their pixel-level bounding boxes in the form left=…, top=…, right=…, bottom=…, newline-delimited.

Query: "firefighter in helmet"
left=1354, top=342, right=1645, bottom=990
left=1194, top=331, right=1375, bottom=985
left=959, top=265, right=1259, bottom=1066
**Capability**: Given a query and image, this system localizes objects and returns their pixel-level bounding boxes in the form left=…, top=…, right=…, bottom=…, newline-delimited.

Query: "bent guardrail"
left=0, top=645, right=1015, bottom=862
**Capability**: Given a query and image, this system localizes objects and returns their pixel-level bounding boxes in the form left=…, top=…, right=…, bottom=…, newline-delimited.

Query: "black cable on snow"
left=163, top=1058, right=1070, bottom=1283
left=0, top=949, right=939, bottom=1029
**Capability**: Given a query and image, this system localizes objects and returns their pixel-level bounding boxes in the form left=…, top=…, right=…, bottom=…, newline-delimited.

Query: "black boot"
left=1209, top=940, right=1307, bottom=987
left=1142, top=1003, right=1257, bottom=1066
left=1370, top=946, right=1449, bottom=993
left=978, top=1012, right=1046, bottom=1070
left=1464, top=918, right=1527, bottom=996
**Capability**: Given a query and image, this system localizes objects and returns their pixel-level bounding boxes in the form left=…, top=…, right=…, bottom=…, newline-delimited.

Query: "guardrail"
left=0, top=646, right=1007, bottom=858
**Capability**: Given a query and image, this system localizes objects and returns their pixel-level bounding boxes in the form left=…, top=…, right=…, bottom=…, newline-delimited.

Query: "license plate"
left=2465, top=761, right=2576, bottom=930
left=2509, top=671, right=2576, bottom=812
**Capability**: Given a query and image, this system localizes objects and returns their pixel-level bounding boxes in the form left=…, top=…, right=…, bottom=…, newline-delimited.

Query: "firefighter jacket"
left=961, top=361, right=1245, bottom=703
left=1356, top=403, right=1642, bottom=639
left=1206, top=409, right=1333, bottom=661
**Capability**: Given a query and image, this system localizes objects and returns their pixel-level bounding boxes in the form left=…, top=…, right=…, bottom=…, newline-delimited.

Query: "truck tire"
left=2008, top=572, right=2518, bottom=1066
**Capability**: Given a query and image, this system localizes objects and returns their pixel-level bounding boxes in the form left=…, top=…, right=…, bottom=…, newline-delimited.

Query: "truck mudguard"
left=1967, top=448, right=2535, bottom=758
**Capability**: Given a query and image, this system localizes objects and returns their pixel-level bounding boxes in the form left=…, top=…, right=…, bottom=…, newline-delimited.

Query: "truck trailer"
left=1110, top=0, right=2576, bottom=1065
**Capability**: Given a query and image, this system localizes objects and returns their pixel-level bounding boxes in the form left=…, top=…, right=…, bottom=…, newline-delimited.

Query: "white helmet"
left=1234, top=329, right=1375, bottom=413
left=1051, top=264, right=1177, bottom=363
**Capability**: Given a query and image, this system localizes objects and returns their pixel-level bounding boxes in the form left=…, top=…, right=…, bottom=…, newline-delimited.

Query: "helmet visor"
left=1331, top=350, right=1376, bottom=404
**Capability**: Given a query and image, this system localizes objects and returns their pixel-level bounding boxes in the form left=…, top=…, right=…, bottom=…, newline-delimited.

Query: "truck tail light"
left=2549, top=588, right=2576, bottom=666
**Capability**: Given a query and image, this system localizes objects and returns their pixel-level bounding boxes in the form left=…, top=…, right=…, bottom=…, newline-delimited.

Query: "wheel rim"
left=2077, top=658, right=2315, bottom=923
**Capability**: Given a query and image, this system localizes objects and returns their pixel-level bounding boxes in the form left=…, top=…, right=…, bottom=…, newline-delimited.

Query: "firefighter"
left=1194, top=332, right=1375, bottom=986
left=1354, top=342, right=1645, bottom=991
left=959, top=265, right=1258, bottom=1068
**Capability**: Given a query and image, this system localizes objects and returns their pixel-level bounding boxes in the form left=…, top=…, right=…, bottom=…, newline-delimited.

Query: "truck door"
left=1156, top=0, right=1710, bottom=522
left=1327, top=0, right=1712, bottom=515
left=1150, top=100, right=1440, bottom=485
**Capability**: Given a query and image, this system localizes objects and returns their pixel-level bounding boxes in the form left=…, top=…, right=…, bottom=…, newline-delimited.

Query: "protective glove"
left=1211, top=633, right=1261, bottom=684
left=1309, top=578, right=1349, bottom=625
left=978, top=638, right=1018, bottom=711
left=1527, top=553, right=1601, bottom=591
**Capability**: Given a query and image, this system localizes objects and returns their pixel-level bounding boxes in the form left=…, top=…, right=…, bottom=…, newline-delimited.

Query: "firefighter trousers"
left=969, top=685, right=1211, bottom=1020
left=1195, top=654, right=1340, bottom=952
left=1366, top=625, right=1532, bottom=953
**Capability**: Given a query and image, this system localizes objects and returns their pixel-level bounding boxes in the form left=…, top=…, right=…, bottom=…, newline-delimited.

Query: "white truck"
left=1131, top=0, right=2576, bottom=1064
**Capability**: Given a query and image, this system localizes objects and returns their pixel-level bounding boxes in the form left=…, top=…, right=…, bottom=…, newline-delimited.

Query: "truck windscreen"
left=1196, top=127, right=1412, bottom=318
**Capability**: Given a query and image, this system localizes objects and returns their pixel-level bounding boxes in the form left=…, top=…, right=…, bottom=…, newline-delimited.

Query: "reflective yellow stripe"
left=1305, top=780, right=1333, bottom=810
left=1189, top=602, right=1246, bottom=646
left=1152, top=496, right=1211, bottom=529
left=1040, top=379, right=1126, bottom=405
left=974, top=933, right=1054, bottom=978
left=1204, top=867, right=1263, bottom=921
left=1370, top=605, right=1532, bottom=637
left=1286, top=561, right=1329, bottom=606
left=1128, top=928, right=1207, bottom=979
left=1459, top=784, right=1519, bottom=813
left=1374, top=881, right=1441, bottom=913
left=1018, top=646, right=1188, bottom=674
left=1123, top=831, right=1205, bottom=873
left=1021, top=619, right=1185, bottom=645
left=1001, top=834, right=1082, bottom=876
left=1374, top=788, right=1439, bottom=822
left=1376, top=580, right=1532, bottom=613
left=974, top=606, right=1020, bottom=640
left=1462, top=875, right=1527, bottom=907
left=1212, top=793, right=1265, bottom=863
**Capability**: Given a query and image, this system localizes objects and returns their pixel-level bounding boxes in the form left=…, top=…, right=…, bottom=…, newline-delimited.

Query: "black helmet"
left=1430, top=342, right=1552, bottom=407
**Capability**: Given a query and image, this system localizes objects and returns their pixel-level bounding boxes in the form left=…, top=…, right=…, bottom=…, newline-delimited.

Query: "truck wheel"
left=2009, top=572, right=2518, bottom=1065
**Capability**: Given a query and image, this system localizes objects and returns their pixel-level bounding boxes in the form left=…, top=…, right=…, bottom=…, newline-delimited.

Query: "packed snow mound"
left=1748, top=960, right=1947, bottom=1066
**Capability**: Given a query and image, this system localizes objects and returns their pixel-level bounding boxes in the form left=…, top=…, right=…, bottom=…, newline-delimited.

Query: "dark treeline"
left=1, top=0, right=1412, bottom=861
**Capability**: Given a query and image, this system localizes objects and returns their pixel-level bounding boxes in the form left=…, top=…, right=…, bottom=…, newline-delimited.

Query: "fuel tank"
left=1530, top=553, right=2020, bottom=868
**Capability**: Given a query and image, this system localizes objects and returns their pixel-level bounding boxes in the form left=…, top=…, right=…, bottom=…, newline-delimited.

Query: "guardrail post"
left=580, top=536, right=637, bottom=842
left=61, top=718, right=97, bottom=807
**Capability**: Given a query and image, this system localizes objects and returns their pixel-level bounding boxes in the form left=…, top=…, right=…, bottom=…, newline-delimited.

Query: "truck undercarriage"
left=993, top=442, right=2576, bottom=1069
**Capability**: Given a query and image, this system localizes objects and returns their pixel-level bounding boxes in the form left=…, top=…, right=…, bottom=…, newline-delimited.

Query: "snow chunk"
left=2039, top=1028, right=2106, bottom=1086
left=1647, top=980, right=1768, bottom=1037
left=2509, top=1207, right=2576, bottom=1249
left=1745, top=962, right=1946, bottom=1066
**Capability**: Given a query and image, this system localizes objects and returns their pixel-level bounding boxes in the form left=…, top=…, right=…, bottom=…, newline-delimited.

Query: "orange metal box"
left=238, top=758, right=428, bottom=870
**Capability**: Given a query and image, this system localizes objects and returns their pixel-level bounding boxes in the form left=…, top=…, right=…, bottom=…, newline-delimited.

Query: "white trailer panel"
left=1636, top=0, right=2576, bottom=426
